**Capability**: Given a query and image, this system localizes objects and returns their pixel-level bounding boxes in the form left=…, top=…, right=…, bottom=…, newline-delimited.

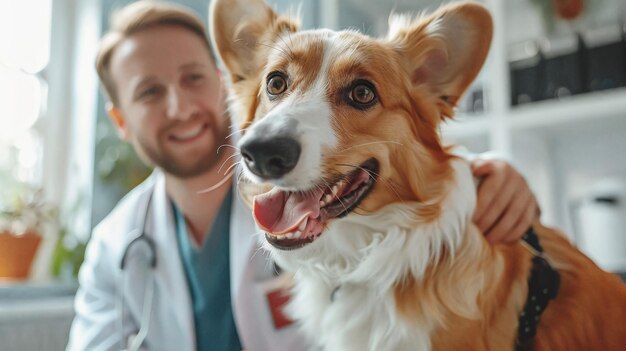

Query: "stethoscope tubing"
left=118, top=191, right=158, bottom=351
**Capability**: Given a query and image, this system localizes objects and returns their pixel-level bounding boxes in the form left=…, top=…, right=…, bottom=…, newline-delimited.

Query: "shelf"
left=509, top=88, right=626, bottom=134
left=442, top=88, right=626, bottom=139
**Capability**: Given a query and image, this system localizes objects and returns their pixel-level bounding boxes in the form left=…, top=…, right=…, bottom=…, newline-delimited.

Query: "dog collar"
left=515, top=228, right=560, bottom=351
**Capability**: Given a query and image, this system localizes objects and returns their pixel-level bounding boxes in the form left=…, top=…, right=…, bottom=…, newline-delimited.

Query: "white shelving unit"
left=445, top=88, right=626, bottom=229
left=311, top=0, right=626, bottom=235
left=442, top=0, right=626, bottom=233
left=509, top=88, right=626, bottom=132
left=443, top=88, right=626, bottom=149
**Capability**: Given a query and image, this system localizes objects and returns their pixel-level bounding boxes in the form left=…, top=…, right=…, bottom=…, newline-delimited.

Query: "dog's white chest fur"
left=269, top=160, right=477, bottom=351
left=289, top=273, right=432, bottom=351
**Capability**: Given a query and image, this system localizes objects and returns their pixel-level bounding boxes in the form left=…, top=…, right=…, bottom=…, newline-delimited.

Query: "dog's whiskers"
left=357, top=165, right=404, bottom=203
left=383, top=178, right=405, bottom=203
left=217, top=144, right=240, bottom=154
left=235, top=168, right=247, bottom=189
left=197, top=170, right=235, bottom=194
left=225, top=128, right=246, bottom=140
left=218, top=153, right=241, bottom=175
left=335, top=141, right=404, bottom=154
left=257, top=41, right=292, bottom=61
left=223, top=161, right=241, bottom=176
left=250, top=235, right=268, bottom=261
left=277, top=33, right=296, bottom=60
left=319, top=177, right=350, bottom=214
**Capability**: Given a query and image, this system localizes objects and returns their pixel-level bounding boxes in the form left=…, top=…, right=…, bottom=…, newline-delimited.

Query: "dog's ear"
left=388, top=2, right=492, bottom=111
left=210, top=0, right=298, bottom=84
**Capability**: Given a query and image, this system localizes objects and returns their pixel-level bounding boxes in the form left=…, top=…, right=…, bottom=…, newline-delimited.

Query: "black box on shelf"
left=582, top=25, right=625, bottom=92
left=509, top=40, right=546, bottom=106
left=541, top=34, right=587, bottom=99
left=458, top=84, right=486, bottom=114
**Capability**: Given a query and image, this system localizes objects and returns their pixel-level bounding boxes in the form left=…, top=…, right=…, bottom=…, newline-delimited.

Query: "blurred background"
left=1, top=0, right=625, bottom=349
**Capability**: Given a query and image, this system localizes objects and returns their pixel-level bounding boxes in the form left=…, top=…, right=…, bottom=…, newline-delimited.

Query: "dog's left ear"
left=210, top=0, right=298, bottom=84
left=388, top=2, right=493, bottom=109
left=210, top=0, right=299, bottom=129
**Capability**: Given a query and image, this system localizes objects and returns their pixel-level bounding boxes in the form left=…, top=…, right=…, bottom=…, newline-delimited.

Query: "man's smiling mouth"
left=169, top=123, right=208, bottom=142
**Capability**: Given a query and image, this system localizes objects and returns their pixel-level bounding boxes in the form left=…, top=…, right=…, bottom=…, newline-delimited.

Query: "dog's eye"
left=267, top=73, right=288, bottom=96
left=351, top=84, right=375, bottom=104
left=346, top=80, right=378, bottom=109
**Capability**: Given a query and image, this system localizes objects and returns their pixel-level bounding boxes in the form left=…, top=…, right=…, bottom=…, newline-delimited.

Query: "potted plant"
left=0, top=185, right=57, bottom=280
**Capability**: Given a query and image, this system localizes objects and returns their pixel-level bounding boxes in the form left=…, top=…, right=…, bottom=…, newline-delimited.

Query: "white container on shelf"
left=572, top=177, right=626, bottom=273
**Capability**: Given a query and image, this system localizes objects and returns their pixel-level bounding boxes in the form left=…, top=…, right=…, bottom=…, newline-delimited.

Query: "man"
left=67, top=1, right=539, bottom=350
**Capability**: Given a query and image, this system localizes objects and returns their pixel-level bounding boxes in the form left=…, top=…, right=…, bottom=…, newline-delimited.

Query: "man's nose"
left=166, top=86, right=197, bottom=120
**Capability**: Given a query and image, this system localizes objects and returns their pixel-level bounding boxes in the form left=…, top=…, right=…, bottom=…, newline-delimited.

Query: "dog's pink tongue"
left=253, top=187, right=323, bottom=234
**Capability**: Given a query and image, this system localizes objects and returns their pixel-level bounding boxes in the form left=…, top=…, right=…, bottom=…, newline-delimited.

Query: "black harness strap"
left=515, top=228, right=561, bottom=351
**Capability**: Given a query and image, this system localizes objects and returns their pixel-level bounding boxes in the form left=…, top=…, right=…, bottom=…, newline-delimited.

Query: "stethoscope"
left=118, top=191, right=157, bottom=351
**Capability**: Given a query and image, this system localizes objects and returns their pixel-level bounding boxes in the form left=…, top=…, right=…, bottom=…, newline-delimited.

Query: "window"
left=0, top=0, right=52, bottom=191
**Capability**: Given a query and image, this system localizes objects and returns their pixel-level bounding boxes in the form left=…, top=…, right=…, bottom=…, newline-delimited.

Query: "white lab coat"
left=66, top=171, right=309, bottom=351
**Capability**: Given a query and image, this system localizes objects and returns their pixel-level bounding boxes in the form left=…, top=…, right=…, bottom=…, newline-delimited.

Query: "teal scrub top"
left=172, top=189, right=242, bottom=351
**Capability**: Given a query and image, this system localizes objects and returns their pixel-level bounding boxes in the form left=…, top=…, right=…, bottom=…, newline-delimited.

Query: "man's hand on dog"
left=471, top=159, right=540, bottom=245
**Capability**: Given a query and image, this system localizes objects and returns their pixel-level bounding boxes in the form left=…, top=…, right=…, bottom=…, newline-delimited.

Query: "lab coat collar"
left=229, top=180, right=259, bottom=309
left=150, top=170, right=258, bottom=349
left=151, top=172, right=196, bottom=348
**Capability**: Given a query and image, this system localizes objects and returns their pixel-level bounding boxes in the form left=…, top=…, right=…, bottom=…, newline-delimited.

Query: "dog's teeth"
left=299, top=219, right=308, bottom=231
left=337, top=180, right=345, bottom=190
left=294, top=230, right=302, bottom=238
left=332, top=185, right=339, bottom=196
left=324, top=194, right=333, bottom=204
left=277, top=234, right=286, bottom=240
left=286, top=232, right=294, bottom=239
left=319, top=200, right=325, bottom=207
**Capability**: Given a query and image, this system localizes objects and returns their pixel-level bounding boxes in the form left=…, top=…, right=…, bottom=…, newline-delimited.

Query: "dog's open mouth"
left=253, top=158, right=379, bottom=250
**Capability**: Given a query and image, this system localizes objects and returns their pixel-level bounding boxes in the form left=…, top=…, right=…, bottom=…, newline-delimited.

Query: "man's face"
left=108, top=25, right=229, bottom=178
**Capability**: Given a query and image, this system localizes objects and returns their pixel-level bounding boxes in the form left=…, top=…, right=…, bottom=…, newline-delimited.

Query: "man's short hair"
left=95, top=0, right=216, bottom=105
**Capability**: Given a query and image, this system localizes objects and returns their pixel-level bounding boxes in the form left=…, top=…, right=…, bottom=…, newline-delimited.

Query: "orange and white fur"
left=210, top=0, right=626, bottom=350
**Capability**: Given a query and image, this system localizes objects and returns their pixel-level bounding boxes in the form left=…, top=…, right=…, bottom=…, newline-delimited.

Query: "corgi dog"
left=210, top=0, right=626, bottom=350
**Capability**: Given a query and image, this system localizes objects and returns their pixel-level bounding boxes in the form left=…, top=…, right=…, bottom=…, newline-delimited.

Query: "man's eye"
left=137, top=85, right=164, bottom=101
left=140, top=87, right=158, bottom=97
left=188, top=74, right=205, bottom=82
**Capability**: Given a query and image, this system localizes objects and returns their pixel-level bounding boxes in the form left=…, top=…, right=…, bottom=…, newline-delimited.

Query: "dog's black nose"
left=240, top=137, right=301, bottom=179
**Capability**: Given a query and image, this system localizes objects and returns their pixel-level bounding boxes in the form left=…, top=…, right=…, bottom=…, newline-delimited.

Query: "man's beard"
left=135, top=118, right=231, bottom=179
